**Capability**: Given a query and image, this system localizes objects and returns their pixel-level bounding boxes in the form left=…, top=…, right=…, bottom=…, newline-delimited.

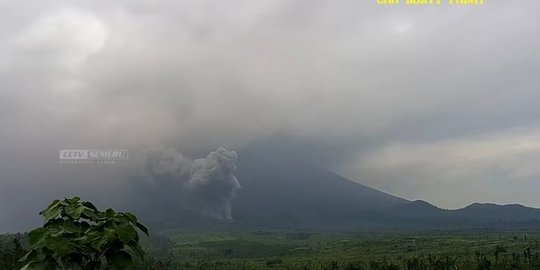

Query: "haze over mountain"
left=233, top=150, right=540, bottom=230
left=1, top=1, right=540, bottom=235
left=232, top=150, right=407, bottom=229
left=139, top=149, right=540, bottom=231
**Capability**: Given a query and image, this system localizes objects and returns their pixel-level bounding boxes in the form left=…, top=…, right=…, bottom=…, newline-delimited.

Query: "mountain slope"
left=232, top=150, right=408, bottom=229
left=229, top=150, right=540, bottom=230
left=137, top=149, right=540, bottom=231
left=451, top=203, right=540, bottom=222
left=388, top=200, right=445, bottom=219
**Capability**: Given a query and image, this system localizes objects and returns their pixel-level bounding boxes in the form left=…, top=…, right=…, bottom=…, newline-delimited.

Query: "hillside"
left=232, top=150, right=408, bottom=229
left=229, top=150, right=540, bottom=230
left=134, top=149, right=540, bottom=231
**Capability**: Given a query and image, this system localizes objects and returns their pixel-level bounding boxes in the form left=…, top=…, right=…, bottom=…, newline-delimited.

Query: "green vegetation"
left=141, top=230, right=540, bottom=270
left=4, top=227, right=540, bottom=269
left=18, top=197, right=148, bottom=270
left=0, top=234, right=26, bottom=269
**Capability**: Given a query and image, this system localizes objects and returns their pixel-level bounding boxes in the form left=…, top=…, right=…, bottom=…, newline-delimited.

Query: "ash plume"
left=144, top=147, right=241, bottom=220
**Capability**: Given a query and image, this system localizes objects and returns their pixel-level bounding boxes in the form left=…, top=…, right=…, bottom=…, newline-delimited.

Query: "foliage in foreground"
left=19, top=197, right=148, bottom=270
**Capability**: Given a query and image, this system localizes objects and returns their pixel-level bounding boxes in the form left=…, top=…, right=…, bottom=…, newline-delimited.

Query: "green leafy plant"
left=20, top=197, right=149, bottom=270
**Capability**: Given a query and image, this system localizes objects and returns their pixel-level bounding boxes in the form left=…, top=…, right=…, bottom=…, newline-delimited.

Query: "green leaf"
left=45, top=237, right=75, bottom=256
left=40, top=203, right=62, bottom=221
left=60, top=220, right=80, bottom=234
left=104, top=228, right=117, bottom=241
left=116, top=225, right=137, bottom=243
left=135, top=222, right=149, bottom=236
left=82, top=201, right=98, bottom=211
left=20, top=260, right=51, bottom=270
left=39, top=200, right=60, bottom=215
left=19, top=250, right=45, bottom=263
left=28, top=228, right=47, bottom=247
left=66, top=205, right=85, bottom=220
left=105, top=208, right=116, bottom=218
left=125, top=213, right=138, bottom=224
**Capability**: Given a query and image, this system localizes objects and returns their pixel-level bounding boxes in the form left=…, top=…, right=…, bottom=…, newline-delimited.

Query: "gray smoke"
left=144, top=147, right=241, bottom=220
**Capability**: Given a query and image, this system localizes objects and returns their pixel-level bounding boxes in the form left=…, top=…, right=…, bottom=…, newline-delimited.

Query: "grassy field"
left=143, top=230, right=540, bottom=270
left=3, top=230, right=540, bottom=269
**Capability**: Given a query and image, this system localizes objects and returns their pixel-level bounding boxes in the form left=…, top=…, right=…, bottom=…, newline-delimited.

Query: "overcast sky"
left=1, top=0, right=540, bottom=231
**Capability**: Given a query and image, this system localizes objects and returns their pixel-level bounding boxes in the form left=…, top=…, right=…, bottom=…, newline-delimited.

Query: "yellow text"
left=448, top=0, right=484, bottom=5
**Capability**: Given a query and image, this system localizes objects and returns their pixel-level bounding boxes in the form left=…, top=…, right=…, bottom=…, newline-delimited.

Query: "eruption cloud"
left=144, top=147, right=241, bottom=220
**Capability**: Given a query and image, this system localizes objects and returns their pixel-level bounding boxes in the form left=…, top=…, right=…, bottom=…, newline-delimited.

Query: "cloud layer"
left=0, top=0, right=539, bottom=231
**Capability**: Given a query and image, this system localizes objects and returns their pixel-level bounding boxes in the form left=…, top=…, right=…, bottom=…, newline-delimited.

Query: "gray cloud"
left=0, top=0, right=540, bottom=231
left=340, top=127, right=540, bottom=209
